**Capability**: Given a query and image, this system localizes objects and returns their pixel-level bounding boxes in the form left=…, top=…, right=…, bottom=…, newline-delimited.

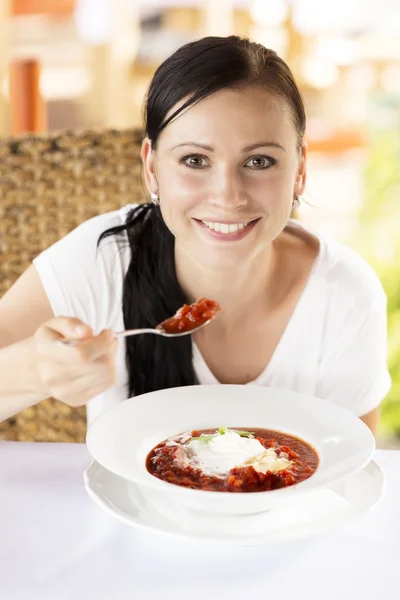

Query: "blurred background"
left=0, top=0, right=399, bottom=446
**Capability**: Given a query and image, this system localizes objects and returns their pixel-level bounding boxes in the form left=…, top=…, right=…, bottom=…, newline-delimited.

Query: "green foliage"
left=353, top=131, right=400, bottom=437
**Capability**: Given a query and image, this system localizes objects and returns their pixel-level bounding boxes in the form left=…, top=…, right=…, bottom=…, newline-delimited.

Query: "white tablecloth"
left=0, top=442, right=399, bottom=600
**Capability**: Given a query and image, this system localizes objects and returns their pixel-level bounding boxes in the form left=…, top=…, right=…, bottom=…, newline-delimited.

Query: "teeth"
left=202, top=221, right=249, bottom=234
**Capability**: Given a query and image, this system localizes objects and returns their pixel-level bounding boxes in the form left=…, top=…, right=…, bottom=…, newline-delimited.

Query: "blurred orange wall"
left=12, top=0, right=75, bottom=16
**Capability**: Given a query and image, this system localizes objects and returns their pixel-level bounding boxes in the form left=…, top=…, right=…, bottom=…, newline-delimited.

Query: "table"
left=1, top=442, right=399, bottom=600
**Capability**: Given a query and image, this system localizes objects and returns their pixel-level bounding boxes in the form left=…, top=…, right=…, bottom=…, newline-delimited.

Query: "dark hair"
left=99, top=35, right=306, bottom=398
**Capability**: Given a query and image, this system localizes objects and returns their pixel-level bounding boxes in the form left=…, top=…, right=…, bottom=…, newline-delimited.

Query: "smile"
left=201, top=221, right=248, bottom=233
left=193, top=218, right=260, bottom=241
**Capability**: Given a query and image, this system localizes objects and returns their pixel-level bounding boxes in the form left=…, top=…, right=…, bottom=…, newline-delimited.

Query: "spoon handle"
left=114, top=328, right=165, bottom=338
left=55, top=327, right=185, bottom=347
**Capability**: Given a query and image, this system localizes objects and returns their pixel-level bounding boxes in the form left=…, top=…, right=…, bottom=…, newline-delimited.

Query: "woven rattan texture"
left=0, top=128, right=145, bottom=441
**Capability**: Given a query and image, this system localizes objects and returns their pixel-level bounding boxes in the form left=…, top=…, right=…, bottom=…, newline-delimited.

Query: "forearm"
left=360, top=406, right=381, bottom=438
left=0, top=337, right=49, bottom=422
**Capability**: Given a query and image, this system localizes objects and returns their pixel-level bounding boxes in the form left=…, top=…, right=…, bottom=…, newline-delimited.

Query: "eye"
left=181, top=154, right=209, bottom=169
left=245, top=155, right=276, bottom=170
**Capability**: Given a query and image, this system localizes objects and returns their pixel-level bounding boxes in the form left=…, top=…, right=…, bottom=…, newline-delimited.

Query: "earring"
left=151, top=192, right=159, bottom=205
left=292, top=195, right=301, bottom=210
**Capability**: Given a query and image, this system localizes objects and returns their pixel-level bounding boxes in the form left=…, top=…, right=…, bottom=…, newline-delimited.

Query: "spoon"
left=56, top=297, right=221, bottom=347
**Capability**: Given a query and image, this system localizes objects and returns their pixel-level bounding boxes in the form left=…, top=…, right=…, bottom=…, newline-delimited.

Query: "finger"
left=62, top=382, right=115, bottom=407
left=40, top=354, right=112, bottom=382
left=41, top=328, right=115, bottom=365
left=72, top=329, right=117, bottom=362
left=40, top=317, right=93, bottom=342
left=53, top=367, right=116, bottom=405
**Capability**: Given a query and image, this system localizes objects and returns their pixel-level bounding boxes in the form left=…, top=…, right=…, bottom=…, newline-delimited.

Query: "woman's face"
left=142, top=86, right=306, bottom=270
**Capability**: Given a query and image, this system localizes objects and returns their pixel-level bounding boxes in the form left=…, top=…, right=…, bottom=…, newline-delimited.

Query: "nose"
left=208, top=165, right=248, bottom=211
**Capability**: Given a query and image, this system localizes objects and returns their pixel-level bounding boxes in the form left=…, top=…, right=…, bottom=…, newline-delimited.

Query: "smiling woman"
left=147, top=86, right=297, bottom=258
left=0, top=36, right=391, bottom=435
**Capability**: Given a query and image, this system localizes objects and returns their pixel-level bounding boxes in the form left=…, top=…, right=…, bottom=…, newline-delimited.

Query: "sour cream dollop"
left=180, top=429, right=292, bottom=477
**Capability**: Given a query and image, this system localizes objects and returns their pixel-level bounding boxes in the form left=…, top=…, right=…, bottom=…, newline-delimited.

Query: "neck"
left=174, top=243, right=278, bottom=331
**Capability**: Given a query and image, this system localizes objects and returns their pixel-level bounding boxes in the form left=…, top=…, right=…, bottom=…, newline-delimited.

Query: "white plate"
left=86, top=385, right=375, bottom=516
left=84, top=458, right=385, bottom=546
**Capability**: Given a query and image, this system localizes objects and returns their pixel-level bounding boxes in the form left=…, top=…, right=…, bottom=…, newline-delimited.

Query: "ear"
left=294, top=142, right=307, bottom=196
left=140, top=137, right=158, bottom=195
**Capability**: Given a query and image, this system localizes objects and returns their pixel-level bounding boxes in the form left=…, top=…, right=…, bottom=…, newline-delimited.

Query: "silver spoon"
left=56, top=305, right=221, bottom=347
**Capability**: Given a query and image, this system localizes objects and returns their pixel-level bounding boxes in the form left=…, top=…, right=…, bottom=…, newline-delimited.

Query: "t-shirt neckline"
left=192, top=219, right=326, bottom=386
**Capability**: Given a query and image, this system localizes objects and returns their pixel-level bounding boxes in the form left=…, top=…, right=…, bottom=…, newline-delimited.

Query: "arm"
left=316, top=294, right=391, bottom=438
left=0, top=265, right=55, bottom=420
left=0, top=209, right=127, bottom=422
left=360, top=405, right=381, bottom=438
left=0, top=336, right=50, bottom=421
left=0, top=265, right=117, bottom=422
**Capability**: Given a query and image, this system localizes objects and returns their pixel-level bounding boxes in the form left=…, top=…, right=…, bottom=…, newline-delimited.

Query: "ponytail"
left=98, top=204, right=197, bottom=397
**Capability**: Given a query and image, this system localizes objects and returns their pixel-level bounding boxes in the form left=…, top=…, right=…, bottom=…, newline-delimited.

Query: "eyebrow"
left=170, top=141, right=286, bottom=153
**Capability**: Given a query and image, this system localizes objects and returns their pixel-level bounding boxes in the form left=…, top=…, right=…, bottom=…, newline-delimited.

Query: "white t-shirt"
left=33, top=205, right=391, bottom=425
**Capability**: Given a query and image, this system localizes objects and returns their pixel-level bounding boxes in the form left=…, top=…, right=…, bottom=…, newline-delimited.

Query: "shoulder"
left=288, top=219, right=386, bottom=313
left=318, top=236, right=386, bottom=311
left=32, top=204, right=140, bottom=330
left=40, top=204, right=140, bottom=268
left=65, top=204, right=138, bottom=245
left=33, top=204, right=140, bottom=294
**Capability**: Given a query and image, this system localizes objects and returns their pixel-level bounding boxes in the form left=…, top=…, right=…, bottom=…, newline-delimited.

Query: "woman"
left=0, top=36, right=390, bottom=434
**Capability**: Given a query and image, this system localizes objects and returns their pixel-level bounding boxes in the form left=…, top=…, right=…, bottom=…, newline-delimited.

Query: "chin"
left=192, top=245, right=260, bottom=271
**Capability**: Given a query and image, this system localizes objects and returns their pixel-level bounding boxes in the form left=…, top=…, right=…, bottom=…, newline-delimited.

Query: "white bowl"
left=86, top=385, right=375, bottom=518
